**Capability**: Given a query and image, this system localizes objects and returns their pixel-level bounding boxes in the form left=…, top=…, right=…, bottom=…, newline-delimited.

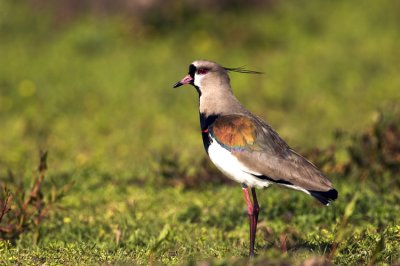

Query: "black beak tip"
left=173, top=82, right=183, bottom=88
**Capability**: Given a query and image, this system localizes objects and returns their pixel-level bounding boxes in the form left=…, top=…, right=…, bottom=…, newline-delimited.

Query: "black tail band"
left=308, top=189, right=338, bottom=205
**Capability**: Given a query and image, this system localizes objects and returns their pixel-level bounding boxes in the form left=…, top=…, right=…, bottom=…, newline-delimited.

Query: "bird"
left=173, top=60, right=338, bottom=257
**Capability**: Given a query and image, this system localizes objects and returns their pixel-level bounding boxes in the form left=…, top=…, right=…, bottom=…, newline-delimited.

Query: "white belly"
left=207, top=137, right=272, bottom=188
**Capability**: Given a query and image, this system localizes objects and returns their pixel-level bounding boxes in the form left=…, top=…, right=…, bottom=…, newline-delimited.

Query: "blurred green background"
left=0, top=0, right=399, bottom=264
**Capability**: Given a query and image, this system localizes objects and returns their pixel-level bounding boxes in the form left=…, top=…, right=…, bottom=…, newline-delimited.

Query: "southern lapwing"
left=173, top=60, right=338, bottom=257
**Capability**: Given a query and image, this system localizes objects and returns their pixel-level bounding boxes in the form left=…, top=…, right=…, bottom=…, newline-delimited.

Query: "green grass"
left=1, top=0, right=400, bottom=264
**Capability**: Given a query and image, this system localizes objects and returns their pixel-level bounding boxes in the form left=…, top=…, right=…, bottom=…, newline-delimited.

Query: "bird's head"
left=173, top=60, right=262, bottom=96
left=173, top=60, right=228, bottom=95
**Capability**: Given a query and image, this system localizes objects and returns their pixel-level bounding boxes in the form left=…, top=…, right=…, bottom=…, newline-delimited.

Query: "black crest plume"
left=223, top=66, right=263, bottom=74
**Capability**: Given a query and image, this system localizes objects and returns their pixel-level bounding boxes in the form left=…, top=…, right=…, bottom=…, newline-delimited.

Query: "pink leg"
left=243, top=187, right=259, bottom=257
left=251, top=187, right=260, bottom=244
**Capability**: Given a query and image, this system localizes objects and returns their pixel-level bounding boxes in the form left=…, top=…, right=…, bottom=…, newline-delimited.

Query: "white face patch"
left=194, top=72, right=204, bottom=88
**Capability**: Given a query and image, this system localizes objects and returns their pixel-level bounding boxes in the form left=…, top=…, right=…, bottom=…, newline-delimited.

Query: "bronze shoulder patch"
left=212, top=115, right=257, bottom=149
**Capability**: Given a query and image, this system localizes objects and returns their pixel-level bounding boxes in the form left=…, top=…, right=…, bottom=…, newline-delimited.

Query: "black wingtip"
left=309, top=189, right=338, bottom=205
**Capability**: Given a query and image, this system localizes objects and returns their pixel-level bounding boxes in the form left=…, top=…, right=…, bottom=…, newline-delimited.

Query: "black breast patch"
left=199, top=113, right=219, bottom=152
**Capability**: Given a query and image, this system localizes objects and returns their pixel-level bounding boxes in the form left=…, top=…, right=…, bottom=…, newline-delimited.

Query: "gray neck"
left=199, top=89, right=247, bottom=115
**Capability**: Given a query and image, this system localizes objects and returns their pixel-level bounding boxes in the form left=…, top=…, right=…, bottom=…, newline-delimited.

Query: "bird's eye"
left=197, top=68, right=209, bottom=75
